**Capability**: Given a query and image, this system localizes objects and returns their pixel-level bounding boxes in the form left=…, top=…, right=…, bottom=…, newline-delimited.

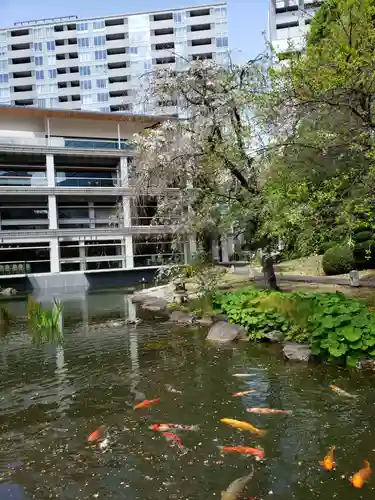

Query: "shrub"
left=213, top=288, right=375, bottom=368
left=353, top=240, right=375, bottom=269
left=354, top=231, right=374, bottom=243
left=322, top=246, right=354, bottom=275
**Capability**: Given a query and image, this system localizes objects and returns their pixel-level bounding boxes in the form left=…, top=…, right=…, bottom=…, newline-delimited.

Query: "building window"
left=174, top=26, right=187, bottom=39
left=93, top=64, right=108, bottom=75
left=80, top=79, right=92, bottom=90
left=173, top=12, right=186, bottom=24
left=37, top=98, right=46, bottom=107
left=46, top=40, right=55, bottom=51
left=0, top=60, right=7, bottom=71
left=78, top=37, right=90, bottom=49
left=47, top=55, right=56, bottom=66
left=80, top=65, right=91, bottom=76
left=48, top=69, right=57, bottom=79
left=48, top=97, right=59, bottom=107
left=0, top=88, right=10, bottom=98
left=79, top=51, right=93, bottom=63
left=35, top=56, right=43, bottom=66
left=143, top=59, right=152, bottom=71
left=216, top=37, right=228, bottom=48
left=215, top=6, right=227, bottom=18
left=0, top=74, right=9, bottom=84
left=97, top=92, right=108, bottom=102
left=0, top=47, right=7, bottom=57
left=36, top=70, right=44, bottom=80
left=96, top=78, right=107, bottom=88
left=129, top=46, right=138, bottom=54
left=93, top=20, right=105, bottom=30
left=95, top=50, right=107, bottom=60
left=77, top=23, right=89, bottom=32
left=82, top=94, right=92, bottom=104
left=99, top=106, right=110, bottom=112
left=215, top=20, right=228, bottom=36
left=33, top=42, right=43, bottom=52
left=94, top=36, right=105, bottom=46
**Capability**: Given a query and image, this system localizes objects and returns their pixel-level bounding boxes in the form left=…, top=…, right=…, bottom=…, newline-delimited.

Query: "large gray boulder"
left=141, top=298, right=168, bottom=312
left=168, top=310, right=195, bottom=325
left=206, top=321, right=247, bottom=343
left=264, top=330, right=284, bottom=343
left=283, top=342, right=311, bottom=362
left=132, top=284, right=175, bottom=304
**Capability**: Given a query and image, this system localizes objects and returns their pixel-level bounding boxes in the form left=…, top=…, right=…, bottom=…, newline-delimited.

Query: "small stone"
left=206, top=321, right=247, bottom=343
left=282, top=342, right=311, bottom=362
left=264, top=330, right=283, bottom=343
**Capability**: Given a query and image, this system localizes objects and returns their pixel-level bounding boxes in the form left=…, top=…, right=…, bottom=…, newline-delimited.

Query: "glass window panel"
left=0, top=74, right=9, bottom=84
left=82, top=94, right=92, bottom=104
left=96, top=78, right=107, bottom=88
left=36, top=70, right=44, bottom=80
left=33, top=42, right=43, bottom=51
left=80, top=66, right=91, bottom=76
left=48, top=69, right=57, bottom=79
left=94, top=36, right=105, bottom=46
left=77, top=22, right=89, bottom=32
left=46, top=40, right=55, bottom=51
left=0, top=88, right=10, bottom=98
left=97, top=92, right=108, bottom=102
left=79, top=51, right=93, bottom=62
left=0, top=60, right=8, bottom=71
left=80, top=79, right=92, bottom=90
left=93, top=20, right=105, bottom=30
left=95, top=50, right=107, bottom=60
left=47, top=54, right=56, bottom=65
left=93, top=64, right=108, bottom=75
left=35, top=56, right=43, bottom=66
left=78, top=37, right=90, bottom=49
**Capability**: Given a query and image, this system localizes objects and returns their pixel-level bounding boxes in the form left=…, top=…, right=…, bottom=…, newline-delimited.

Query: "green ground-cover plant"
left=213, top=288, right=375, bottom=367
left=27, top=296, right=63, bottom=342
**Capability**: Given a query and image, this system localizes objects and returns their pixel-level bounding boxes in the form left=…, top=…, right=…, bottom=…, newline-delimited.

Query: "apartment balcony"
left=9, top=61, right=34, bottom=73
left=105, top=24, right=127, bottom=36
left=187, top=15, right=213, bottom=26
left=107, top=52, right=129, bottom=65
left=152, top=48, right=176, bottom=59
left=0, top=135, right=133, bottom=158
left=108, top=95, right=132, bottom=106
left=188, top=29, right=214, bottom=41
left=106, top=39, right=128, bottom=51
left=150, top=33, right=175, bottom=45
left=0, top=225, right=174, bottom=239
left=107, top=67, right=130, bottom=78
left=9, top=33, right=33, bottom=45
left=189, top=43, right=216, bottom=55
left=56, top=72, right=78, bottom=83
left=108, top=81, right=131, bottom=92
left=12, top=89, right=35, bottom=100
left=149, top=19, right=174, bottom=32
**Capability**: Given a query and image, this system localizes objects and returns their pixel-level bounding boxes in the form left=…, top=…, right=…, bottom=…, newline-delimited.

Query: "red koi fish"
left=134, top=398, right=160, bottom=410
left=88, top=426, right=105, bottom=443
left=218, top=446, right=265, bottom=460
left=161, top=431, right=187, bottom=452
left=246, top=408, right=292, bottom=415
left=150, top=423, right=199, bottom=432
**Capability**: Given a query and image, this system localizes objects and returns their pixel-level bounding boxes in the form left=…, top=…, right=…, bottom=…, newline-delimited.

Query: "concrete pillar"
left=79, top=241, right=85, bottom=271
left=184, top=236, right=197, bottom=264
left=50, top=237, right=60, bottom=273
left=211, top=238, right=220, bottom=262
left=46, top=154, right=55, bottom=187
left=88, top=202, right=95, bottom=228
left=125, top=235, right=134, bottom=269
left=48, top=195, right=58, bottom=230
left=120, top=156, right=128, bottom=186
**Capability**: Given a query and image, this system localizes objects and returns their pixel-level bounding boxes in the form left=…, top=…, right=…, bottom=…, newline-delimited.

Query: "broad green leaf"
left=341, top=326, right=362, bottom=342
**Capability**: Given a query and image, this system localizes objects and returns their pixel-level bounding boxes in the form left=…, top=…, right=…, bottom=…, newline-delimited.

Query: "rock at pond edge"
left=168, top=310, right=195, bottom=325
left=264, top=330, right=284, bottom=343
left=0, top=287, right=17, bottom=296
left=282, top=342, right=311, bottom=362
left=206, top=321, right=247, bottom=343
left=140, top=298, right=168, bottom=312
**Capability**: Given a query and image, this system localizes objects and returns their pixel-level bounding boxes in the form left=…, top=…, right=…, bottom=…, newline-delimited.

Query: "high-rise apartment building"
left=268, top=0, right=324, bottom=55
left=0, top=3, right=228, bottom=115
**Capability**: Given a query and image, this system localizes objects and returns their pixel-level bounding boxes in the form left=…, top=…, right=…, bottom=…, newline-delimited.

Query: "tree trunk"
left=261, top=254, right=279, bottom=291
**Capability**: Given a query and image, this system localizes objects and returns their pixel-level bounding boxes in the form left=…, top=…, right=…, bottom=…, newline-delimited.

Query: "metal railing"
left=0, top=176, right=48, bottom=186
left=55, top=177, right=119, bottom=188
left=0, top=135, right=133, bottom=151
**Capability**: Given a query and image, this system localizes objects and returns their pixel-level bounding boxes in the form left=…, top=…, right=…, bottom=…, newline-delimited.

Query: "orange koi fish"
left=161, top=431, right=188, bottom=453
left=246, top=408, right=292, bottom=415
left=219, top=446, right=265, bottom=459
left=220, top=418, right=266, bottom=437
left=134, top=398, right=160, bottom=410
left=88, top=426, right=105, bottom=443
left=232, top=390, right=255, bottom=397
left=329, top=385, right=357, bottom=398
left=319, top=445, right=336, bottom=471
left=150, top=423, right=199, bottom=432
left=350, top=460, right=372, bottom=488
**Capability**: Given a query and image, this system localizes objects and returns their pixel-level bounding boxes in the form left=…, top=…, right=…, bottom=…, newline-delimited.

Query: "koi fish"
left=88, top=426, right=105, bottom=443
left=98, top=437, right=110, bottom=451
left=319, top=445, right=336, bottom=471
left=350, top=460, right=372, bottom=488
left=329, top=385, right=357, bottom=398
left=218, top=446, right=265, bottom=460
left=220, top=418, right=266, bottom=436
left=246, top=407, right=292, bottom=415
left=165, top=384, right=182, bottom=394
left=221, top=465, right=254, bottom=500
left=150, top=423, right=199, bottom=432
left=161, top=431, right=187, bottom=452
left=233, top=374, right=253, bottom=378
left=232, top=390, right=255, bottom=397
left=134, top=398, right=160, bottom=409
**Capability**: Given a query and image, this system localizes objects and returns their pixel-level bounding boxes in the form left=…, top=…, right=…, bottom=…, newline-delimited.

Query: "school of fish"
left=86, top=379, right=370, bottom=496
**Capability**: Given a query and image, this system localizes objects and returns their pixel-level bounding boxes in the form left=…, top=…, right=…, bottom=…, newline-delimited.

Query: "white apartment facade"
left=0, top=3, right=228, bottom=116
left=0, top=105, right=191, bottom=289
left=268, top=0, right=324, bottom=55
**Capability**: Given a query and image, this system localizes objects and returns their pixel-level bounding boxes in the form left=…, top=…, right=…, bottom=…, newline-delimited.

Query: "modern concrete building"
left=268, top=0, right=324, bottom=56
left=0, top=105, right=188, bottom=289
left=0, top=3, right=228, bottom=116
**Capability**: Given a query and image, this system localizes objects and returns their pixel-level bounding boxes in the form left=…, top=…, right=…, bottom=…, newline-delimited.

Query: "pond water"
left=1, top=288, right=375, bottom=499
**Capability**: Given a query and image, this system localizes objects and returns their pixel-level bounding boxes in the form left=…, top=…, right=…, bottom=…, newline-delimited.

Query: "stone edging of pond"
left=131, top=284, right=375, bottom=371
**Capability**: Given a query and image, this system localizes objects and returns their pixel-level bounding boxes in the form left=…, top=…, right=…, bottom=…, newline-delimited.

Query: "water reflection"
left=1, top=291, right=375, bottom=499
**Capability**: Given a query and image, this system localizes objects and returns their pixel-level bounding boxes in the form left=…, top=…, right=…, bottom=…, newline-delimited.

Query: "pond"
left=1, top=288, right=375, bottom=499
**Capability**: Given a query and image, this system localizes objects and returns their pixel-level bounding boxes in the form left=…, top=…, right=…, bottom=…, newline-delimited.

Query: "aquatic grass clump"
left=213, top=287, right=375, bottom=368
left=27, top=296, right=64, bottom=344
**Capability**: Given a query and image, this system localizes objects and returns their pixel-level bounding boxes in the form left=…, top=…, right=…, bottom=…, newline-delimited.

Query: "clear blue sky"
left=1, top=0, right=268, bottom=60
